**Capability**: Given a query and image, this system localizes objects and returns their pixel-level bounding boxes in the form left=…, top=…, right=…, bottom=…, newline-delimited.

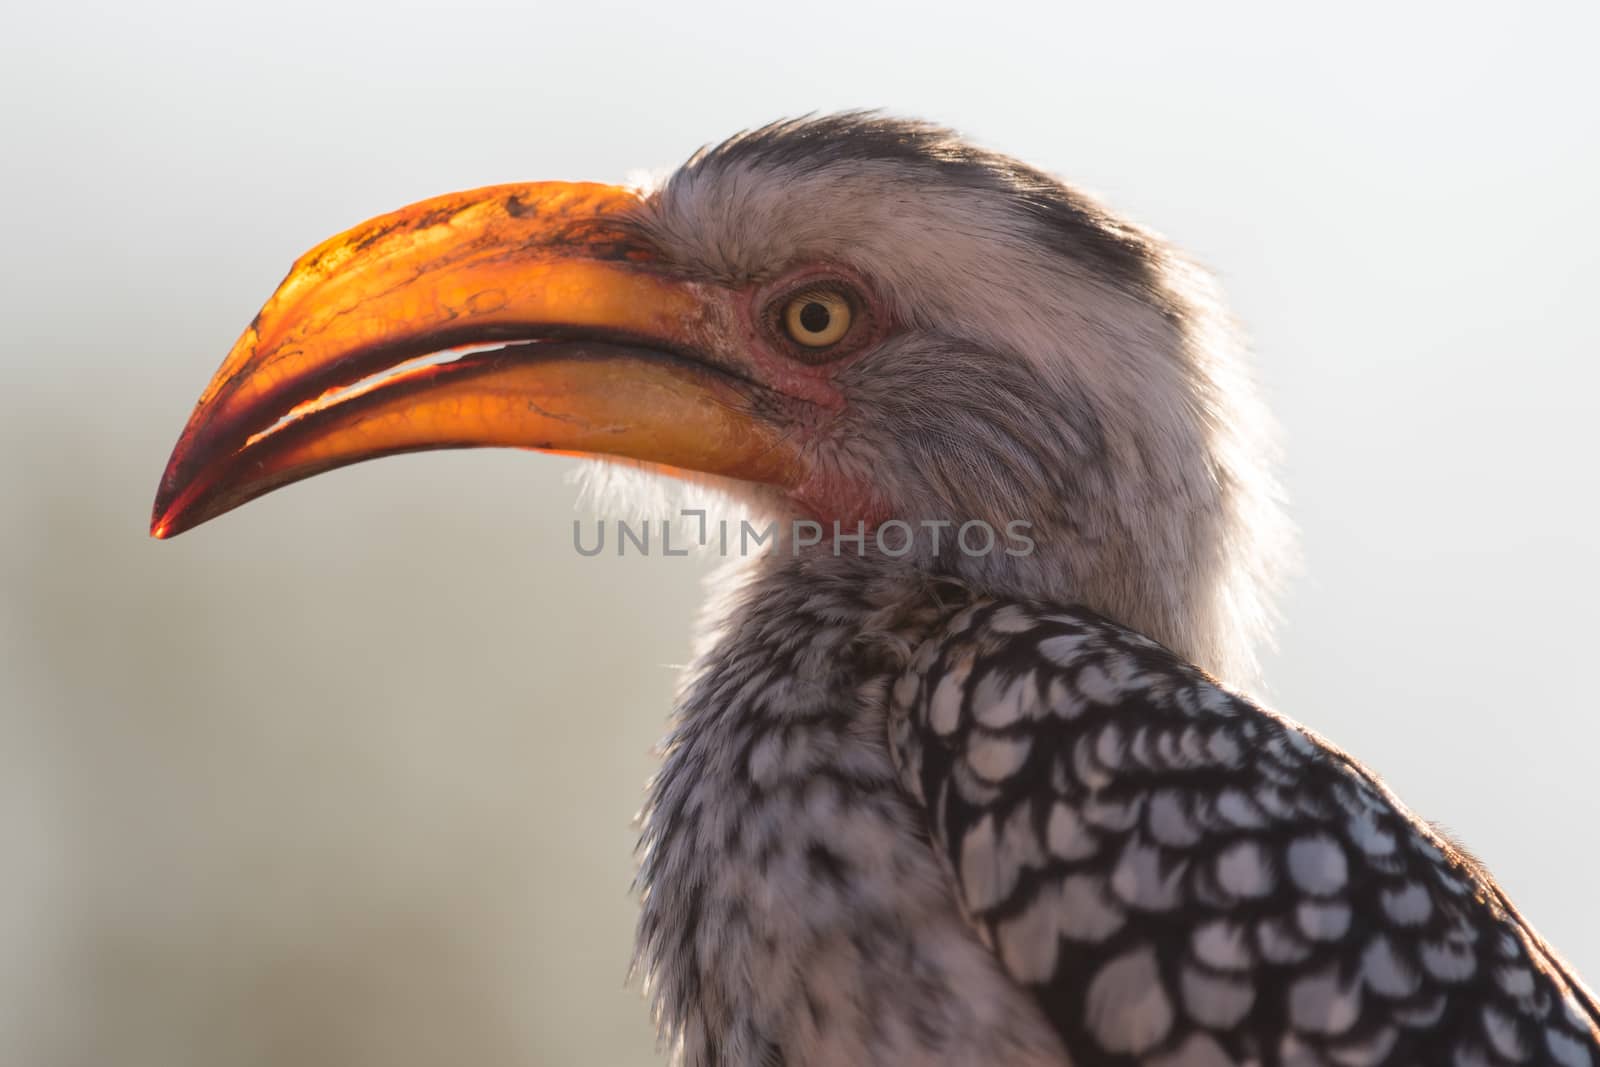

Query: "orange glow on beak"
left=151, top=182, right=804, bottom=538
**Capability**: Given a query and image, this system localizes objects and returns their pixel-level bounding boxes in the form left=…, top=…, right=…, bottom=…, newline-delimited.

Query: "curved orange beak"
left=150, top=182, right=802, bottom=539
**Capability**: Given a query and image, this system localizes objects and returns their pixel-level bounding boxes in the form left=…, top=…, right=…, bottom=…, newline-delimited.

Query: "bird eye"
left=781, top=290, right=852, bottom=348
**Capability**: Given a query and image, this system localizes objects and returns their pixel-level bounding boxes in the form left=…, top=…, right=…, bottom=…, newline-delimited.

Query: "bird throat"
left=631, top=554, right=1067, bottom=1065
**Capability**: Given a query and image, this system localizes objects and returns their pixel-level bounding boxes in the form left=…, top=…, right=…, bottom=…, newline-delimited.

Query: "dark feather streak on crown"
left=674, top=111, right=1170, bottom=303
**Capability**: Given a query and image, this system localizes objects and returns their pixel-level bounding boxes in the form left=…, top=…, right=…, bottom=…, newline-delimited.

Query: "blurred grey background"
left=3, top=2, right=1597, bottom=1064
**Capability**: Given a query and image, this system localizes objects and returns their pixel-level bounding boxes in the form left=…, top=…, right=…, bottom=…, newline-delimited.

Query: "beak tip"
left=150, top=480, right=190, bottom=539
left=151, top=446, right=200, bottom=539
left=149, top=499, right=176, bottom=538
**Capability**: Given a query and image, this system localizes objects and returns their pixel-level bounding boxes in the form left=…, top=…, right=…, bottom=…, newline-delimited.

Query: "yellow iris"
left=782, top=291, right=852, bottom=348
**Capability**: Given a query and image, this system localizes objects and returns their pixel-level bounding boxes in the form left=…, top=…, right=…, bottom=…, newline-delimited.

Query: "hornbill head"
left=152, top=114, right=1288, bottom=684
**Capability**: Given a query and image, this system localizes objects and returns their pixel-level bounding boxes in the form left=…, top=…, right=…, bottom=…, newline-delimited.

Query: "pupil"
left=798, top=301, right=831, bottom=334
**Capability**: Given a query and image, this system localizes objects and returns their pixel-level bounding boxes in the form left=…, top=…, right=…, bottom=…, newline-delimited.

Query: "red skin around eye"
left=728, top=263, right=893, bottom=411
left=705, top=264, right=895, bottom=529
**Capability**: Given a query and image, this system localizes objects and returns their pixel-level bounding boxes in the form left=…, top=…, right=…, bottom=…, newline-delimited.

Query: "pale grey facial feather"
left=634, top=112, right=1290, bottom=689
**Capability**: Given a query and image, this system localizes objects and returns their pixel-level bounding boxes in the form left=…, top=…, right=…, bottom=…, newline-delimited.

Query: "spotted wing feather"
left=889, top=600, right=1600, bottom=1067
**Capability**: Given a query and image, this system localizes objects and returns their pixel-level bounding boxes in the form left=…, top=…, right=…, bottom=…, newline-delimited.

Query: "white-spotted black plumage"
left=891, top=598, right=1600, bottom=1066
left=635, top=554, right=1599, bottom=1066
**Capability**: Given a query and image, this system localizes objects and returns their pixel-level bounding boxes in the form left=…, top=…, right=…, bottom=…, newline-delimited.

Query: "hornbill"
left=152, top=115, right=1599, bottom=1067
